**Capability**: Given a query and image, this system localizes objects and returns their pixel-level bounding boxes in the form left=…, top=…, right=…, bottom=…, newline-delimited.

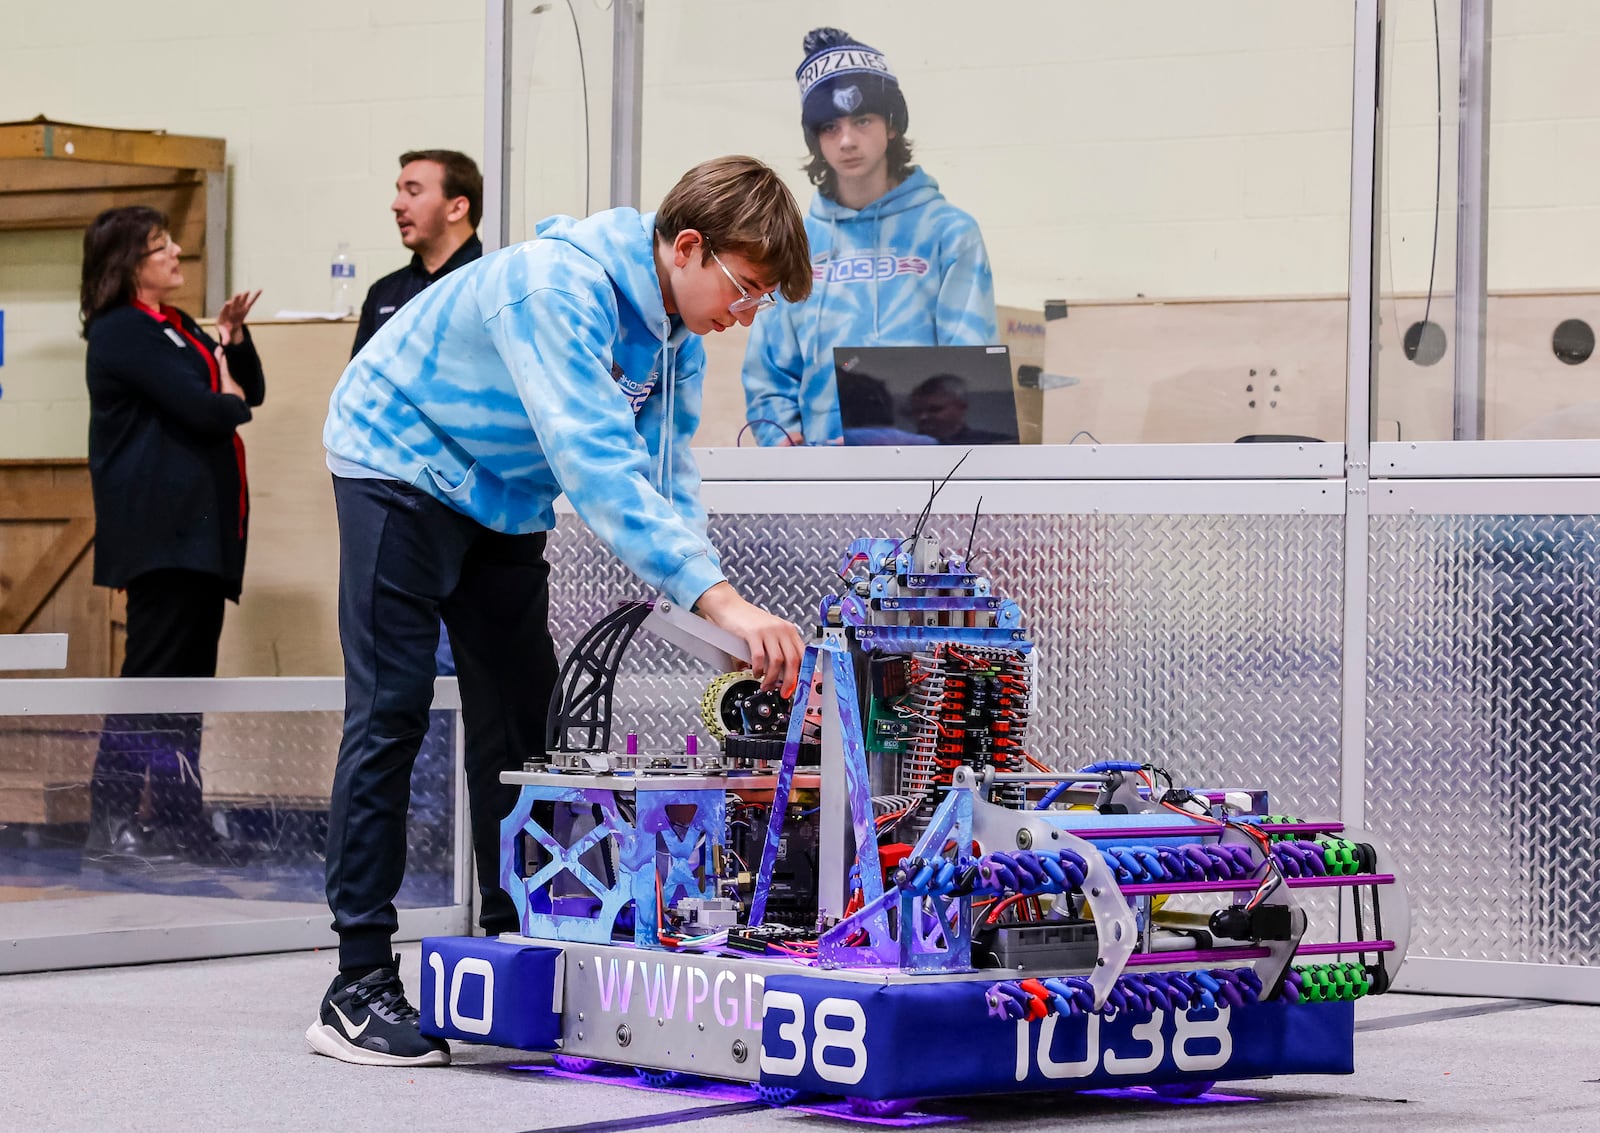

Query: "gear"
left=700, top=670, right=762, bottom=742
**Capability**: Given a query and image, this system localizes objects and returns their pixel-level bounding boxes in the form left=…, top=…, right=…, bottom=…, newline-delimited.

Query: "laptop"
left=834, top=345, right=1020, bottom=446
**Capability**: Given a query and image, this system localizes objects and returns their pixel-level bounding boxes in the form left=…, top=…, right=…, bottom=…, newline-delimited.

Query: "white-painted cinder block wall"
left=1, top=0, right=1596, bottom=457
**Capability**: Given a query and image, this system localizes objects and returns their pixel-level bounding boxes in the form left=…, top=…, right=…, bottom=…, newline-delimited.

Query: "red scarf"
left=136, top=301, right=249, bottom=538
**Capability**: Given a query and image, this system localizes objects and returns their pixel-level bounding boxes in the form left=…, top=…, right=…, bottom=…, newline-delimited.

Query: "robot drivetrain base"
left=421, top=933, right=1354, bottom=1100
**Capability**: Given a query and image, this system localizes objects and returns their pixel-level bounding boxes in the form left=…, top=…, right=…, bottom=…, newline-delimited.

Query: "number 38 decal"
left=760, top=991, right=868, bottom=1085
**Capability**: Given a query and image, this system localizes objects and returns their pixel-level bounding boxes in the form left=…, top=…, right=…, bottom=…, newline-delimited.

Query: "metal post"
left=610, top=0, right=645, bottom=208
left=818, top=657, right=850, bottom=921
left=1453, top=0, right=1492, bottom=439
left=474, top=0, right=513, bottom=928
left=482, top=0, right=513, bottom=252
left=1340, top=0, right=1384, bottom=834
left=455, top=709, right=473, bottom=926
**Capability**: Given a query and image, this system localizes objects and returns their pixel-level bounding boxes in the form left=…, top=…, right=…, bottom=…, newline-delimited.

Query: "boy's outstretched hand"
left=692, top=581, right=804, bottom=697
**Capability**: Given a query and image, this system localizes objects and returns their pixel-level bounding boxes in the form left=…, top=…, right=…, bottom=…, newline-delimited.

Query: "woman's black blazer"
left=85, top=304, right=266, bottom=599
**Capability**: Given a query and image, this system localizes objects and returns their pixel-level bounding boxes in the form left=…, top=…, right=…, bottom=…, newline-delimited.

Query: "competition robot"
left=420, top=517, right=1408, bottom=1112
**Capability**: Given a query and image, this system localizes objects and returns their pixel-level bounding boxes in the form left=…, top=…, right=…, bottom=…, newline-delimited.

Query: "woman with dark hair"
left=741, top=26, right=998, bottom=446
left=80, top=205, right=265, bottom=865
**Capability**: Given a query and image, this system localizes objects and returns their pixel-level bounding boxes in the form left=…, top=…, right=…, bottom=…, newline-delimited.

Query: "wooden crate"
left=0, top=459, right=118, bottom=675
left=0, top=459, right=115, bottom=824
left=0, top=117, right=225, bottom=316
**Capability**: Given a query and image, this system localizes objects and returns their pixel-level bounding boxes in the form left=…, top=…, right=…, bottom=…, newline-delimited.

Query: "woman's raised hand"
left=214, top=289, right=262, bottom=346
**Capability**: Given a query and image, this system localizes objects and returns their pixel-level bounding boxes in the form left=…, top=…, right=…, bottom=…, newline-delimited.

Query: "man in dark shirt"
left=351, top=149, right=484, bottom=357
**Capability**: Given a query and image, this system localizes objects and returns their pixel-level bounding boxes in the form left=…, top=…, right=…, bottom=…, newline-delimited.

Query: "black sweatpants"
left=326, top=476, right=559, bottom=974
left=89, top=569, right=228, bottom=833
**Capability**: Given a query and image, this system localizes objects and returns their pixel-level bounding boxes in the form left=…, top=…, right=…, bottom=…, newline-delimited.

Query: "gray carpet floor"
left=1, top=945, right=1593, bottom=1133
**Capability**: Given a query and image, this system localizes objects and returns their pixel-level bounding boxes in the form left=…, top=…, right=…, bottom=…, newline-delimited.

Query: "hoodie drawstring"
left=871, top=198, right=884, bottom=340
left=653, top=319, right=675, bottom=497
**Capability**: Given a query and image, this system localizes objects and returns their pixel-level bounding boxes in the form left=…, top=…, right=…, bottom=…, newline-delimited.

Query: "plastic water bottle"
left=330, top=243, right=356, bottom=315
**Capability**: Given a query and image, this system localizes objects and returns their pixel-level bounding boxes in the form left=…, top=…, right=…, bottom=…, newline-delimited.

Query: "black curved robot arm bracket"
left=544, top=597, right=753, bottom=755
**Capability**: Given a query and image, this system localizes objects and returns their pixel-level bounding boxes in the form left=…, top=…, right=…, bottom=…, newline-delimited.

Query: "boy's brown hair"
left=655, top=156, right=812, bottom=303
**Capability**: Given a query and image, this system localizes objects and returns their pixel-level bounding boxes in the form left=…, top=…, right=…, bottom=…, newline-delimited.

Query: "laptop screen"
left=833, top=345, right=1019, bottom=446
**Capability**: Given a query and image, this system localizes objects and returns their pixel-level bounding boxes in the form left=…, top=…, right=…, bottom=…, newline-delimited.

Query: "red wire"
left=985, top=894, right=1031, bottom=925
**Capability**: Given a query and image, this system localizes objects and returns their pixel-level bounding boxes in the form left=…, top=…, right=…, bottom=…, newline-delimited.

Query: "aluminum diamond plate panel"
left=1368, top=515, right=1600, bottom=965
left=545, top=511, right=1344, bottom=819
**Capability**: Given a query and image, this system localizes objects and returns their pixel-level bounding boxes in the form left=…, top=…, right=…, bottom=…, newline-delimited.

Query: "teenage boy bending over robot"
left=309, top=155, right=813, bottom=1067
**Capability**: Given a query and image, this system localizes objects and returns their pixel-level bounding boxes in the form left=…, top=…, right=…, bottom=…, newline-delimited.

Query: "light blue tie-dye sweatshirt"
left=323, top=208, right=724, bottom=608
left=740, top=167, right=997, bottom=446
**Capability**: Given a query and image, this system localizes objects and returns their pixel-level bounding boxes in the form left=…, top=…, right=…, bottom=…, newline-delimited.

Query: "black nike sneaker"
left=305, top=962, right=450, bottom=1067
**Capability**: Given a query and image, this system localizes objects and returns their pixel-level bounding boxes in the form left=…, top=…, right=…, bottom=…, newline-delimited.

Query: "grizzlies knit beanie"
left=796, top=27, right=908, bottom=135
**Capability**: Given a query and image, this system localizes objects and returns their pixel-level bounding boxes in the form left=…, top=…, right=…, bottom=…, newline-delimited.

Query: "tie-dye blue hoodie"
left=323, top=208, right=724, bottom=608
left=740, top=168, right=997, bottom=445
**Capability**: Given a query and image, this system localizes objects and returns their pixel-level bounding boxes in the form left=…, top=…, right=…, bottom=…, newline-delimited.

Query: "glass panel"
left=508, top=2, right=616, bottom=243
left=1486, top=3, right=1600, bottom=440
left=1376, top=0, right=1600, bottom=441
left=0, top=710, right=455, bottom=942
left=635, top=2, right=1354, bottom=450
left=1, top=5, right=487, bottom=677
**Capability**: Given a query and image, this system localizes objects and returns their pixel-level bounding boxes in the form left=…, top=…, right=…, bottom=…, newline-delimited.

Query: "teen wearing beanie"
left=741, top=27, right=998, bottom=446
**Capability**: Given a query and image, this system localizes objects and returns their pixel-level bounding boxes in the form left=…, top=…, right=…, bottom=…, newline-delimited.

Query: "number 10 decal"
left=426, top=951, right=496, bottom=1036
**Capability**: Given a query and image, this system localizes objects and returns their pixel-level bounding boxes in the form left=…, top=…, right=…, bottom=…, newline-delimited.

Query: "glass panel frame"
left=0, top=678, right=470, bottom=974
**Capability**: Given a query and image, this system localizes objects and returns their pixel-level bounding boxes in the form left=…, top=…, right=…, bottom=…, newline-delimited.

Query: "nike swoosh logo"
left=331, top=1003, right=369, bottom=1041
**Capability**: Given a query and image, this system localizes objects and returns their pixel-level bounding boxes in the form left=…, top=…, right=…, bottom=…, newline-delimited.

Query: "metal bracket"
left=644, top=598, right=751, bottom=672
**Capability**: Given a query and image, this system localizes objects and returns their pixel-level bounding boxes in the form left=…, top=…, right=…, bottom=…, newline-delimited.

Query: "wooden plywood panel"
left=0, top=159, right=199, bottom=194
left=0, top=182, right=205, bottom=233
left=0, top=772, right=91, bottom=825
left=1040, top=298, right=1348, bottom=444
left=0, top=120, right=221, bottom=316
left=0, top=463, right=112, bottom=824
left=0, top=518, right=94, bottom=635
left=200, top=712, right=342, bottom=810
left=1374, top=294, right=1456, bottom=443
left=1487, top=294, right=1600, bottom=439
left=212, top=320, right=353, bottom=678
left=1034, top=290, right=1600, bottom=446
left=692, top=310, right=1048, bottom=446
left=0, top=712, right=97, bottom=826
left=998, top=306, right=1047, bottom=446
left=0, top=120, right=224, bottom=171
left=199, top=320, right=349, bottom=806
left=698, top=291, right=1556, bottom=446
left=0, top=461, right=113, bottom=678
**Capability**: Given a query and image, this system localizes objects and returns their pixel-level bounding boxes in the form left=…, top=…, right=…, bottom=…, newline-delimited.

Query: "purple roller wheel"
left=551, top=1055, right=604, bottom=1074
left=634, top=1067, right=692, bottom=1088
left=1152, top=1080, right=1215, bottom=1099
left=847, top=1096, right=920, bottom=1117
left=756, top=1085, right=805, bottom=1107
